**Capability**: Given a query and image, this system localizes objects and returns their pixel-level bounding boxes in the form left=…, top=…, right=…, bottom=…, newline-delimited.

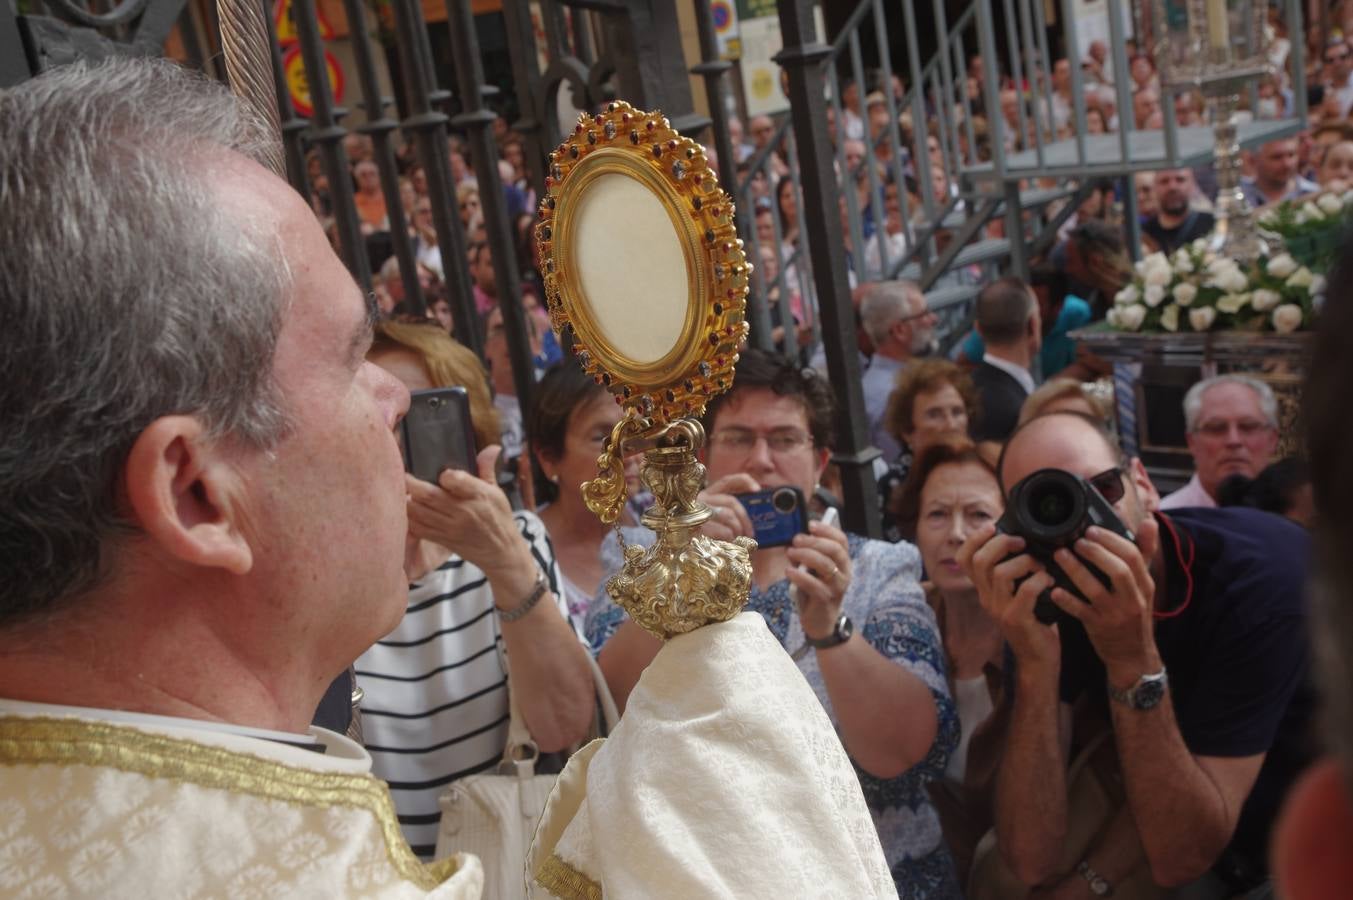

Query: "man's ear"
left=122, top=416, right=253, bottom=575
left=1128, top=456, right=1161, bottom=513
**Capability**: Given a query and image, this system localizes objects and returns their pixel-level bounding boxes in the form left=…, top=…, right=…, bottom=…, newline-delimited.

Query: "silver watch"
left=1107, top=668, right=1168, bottom=711
left=1076, top=860, right=1113, bottom=896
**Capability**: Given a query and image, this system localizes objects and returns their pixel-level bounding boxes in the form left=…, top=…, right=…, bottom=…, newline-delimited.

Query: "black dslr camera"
left=996, top=468, right=1136, bottom=625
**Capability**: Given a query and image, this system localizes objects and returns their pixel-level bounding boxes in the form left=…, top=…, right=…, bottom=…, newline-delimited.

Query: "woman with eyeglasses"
left=589, top=348, right=963, bottom=900
left=891, top=439, right=1010, bottom=890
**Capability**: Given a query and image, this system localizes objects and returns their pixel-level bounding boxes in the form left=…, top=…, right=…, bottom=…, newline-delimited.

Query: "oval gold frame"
left=536, top=101, right=750, bottom=424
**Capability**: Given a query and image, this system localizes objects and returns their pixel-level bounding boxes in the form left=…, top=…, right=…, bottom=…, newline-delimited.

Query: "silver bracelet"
left=497, top=571, right=549, bottom=623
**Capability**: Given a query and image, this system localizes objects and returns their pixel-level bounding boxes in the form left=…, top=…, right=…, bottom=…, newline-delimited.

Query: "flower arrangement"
left=1108, top=239, right=1322, bottom=335
left=1257, top=190, right=1353, bottom=271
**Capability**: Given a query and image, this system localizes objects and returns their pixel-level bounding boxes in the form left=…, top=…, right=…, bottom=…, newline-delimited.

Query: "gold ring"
left=827, top=565, right=840, bottom=581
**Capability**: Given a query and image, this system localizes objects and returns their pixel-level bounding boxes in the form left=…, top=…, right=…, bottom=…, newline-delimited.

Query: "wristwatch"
left=1108, top=668, right=1169, bottom=711
left=804, top=613, right=853, bottom=651
left=1076, top=860, right=1113, bottom=897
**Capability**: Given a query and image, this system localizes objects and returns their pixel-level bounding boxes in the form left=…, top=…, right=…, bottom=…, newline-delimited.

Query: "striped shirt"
left=356, top=510, right=566, bottom=858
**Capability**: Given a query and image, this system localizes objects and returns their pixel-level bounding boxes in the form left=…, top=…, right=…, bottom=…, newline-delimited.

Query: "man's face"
left=1257, top=140, right=1299, bottom=188
left=1135, top=173, right=1158, bottom=217
left=750, top=116, right=775, bottom=148
left=473, top=244, right=495, bottom=294
left=213, top=153, right=411, bottom=676
left=1001, top=414, right=1156, bottom=536
left=1186, top=382, right=1280, bottom=496
left=844, top=140, right=866, bottom=174
left=1000, top=90, right=1019, bottom=124
left=1153, top=169, right=1194, bottom=217
left=354, top=162, right=379, bottom=191
left=898, top=291, right=937, bottom=354
left=1327, top=41, right=1352, bottom=82
left=755, top=210, right=776, bottom=247
left=1053, top=59, right=1071, bottom=92
left=705, top=388, right=826, bottom=500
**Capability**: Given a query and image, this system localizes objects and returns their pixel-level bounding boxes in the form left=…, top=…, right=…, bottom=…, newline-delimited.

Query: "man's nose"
left=747, top=436, right=775, bottom=469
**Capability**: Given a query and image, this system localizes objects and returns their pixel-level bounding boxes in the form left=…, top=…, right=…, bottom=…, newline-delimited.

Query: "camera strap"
left=1152, top=513, right=1195, bottom=621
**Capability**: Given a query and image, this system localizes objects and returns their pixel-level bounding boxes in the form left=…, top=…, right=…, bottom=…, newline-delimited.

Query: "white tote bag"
left=434, top=653, right=619, bottom=900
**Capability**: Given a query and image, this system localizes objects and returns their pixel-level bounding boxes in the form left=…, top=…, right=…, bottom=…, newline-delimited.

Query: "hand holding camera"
left=961, top=467, right=1162, bottom=678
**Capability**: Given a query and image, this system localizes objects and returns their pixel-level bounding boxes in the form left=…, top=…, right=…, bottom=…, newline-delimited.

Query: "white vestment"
left=526, top=612, right=896, bottom=899
left=0, top=700, right=483, bottom=899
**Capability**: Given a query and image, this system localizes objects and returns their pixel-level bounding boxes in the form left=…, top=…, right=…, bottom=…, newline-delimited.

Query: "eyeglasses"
left=1194, top=418, right=1273, bottom=439
left=1087, top=466, right=1126, bottom=505
left=709, top=427, right=812, bottom=455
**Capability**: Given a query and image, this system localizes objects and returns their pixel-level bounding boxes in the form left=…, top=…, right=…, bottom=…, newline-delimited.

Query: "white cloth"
left=0, top=699, right=482, bottom=899
left=981, top=352, right=1036, bottom=395
left=357, top=511, right=571, bottom=857
left=527, top=613, right=895, bottom=899
left=1159, top=473, right=1217, bottom=510
left=945, top=676, right=995, bottom=783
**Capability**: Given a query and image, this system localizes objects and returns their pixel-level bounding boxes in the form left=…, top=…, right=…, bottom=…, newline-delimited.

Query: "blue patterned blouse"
left=585, top=530, right=964, bottom=900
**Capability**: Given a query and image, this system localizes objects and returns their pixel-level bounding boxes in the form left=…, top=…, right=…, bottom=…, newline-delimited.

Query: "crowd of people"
left=3, top=19, right=1353, bottom=900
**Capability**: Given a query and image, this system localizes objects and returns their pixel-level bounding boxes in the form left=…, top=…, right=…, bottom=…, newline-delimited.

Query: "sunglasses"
left=1087, top=466, right=1126, bottom=505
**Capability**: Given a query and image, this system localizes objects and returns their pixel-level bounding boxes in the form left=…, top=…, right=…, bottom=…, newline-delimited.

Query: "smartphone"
left=735, top=486, right=809, bottom=548
left=400, top=387, right=477, bottom=483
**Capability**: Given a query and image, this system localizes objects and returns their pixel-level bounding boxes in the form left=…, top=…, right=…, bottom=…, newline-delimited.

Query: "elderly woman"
left=589, top=349, right=962, bottom=899
left=891, top=440, right=1010, bottom=888
left=358, top=320, right=593, bottom=858
left=879, top=358, right=980, bottom=542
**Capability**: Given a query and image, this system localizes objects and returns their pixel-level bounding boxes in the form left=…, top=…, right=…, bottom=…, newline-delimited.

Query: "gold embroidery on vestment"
left=534, top=852, right=603, bottom=900
left=0, top=716, right=462, bottom=890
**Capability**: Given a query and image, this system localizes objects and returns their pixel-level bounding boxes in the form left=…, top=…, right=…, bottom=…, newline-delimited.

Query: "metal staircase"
left=738, top=0, right=1309, bottom=357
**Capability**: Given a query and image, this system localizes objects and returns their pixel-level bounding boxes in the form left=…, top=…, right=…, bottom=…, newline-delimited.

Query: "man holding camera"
left=960, top=411, right=1313, bottom=897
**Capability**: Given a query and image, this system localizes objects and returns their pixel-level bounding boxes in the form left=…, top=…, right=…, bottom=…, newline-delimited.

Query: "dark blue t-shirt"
left=1058, top=506, right=1315, bottom=877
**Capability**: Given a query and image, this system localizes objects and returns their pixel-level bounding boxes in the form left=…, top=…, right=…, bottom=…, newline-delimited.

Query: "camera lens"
left=1014, top=469, right=1088, bottom=545
left=771, top=487, right=799, bottom=513
left=1029, top=482, right=1074, bottom=528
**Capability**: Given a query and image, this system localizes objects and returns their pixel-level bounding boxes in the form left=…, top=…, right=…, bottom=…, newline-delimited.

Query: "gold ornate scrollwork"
left=582, top=414, right=652, bottom=525
left=605, top=420, right=754, bottom=640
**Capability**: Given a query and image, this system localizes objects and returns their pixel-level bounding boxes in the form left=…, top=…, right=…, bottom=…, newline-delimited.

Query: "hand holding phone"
left=401, top=387, right=477, bottom=484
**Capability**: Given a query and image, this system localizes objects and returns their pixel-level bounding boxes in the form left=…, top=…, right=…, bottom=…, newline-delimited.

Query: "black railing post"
left=501, top=0, right=549, bottom=200
left=340, top=0, right=422, bottom=312
left=445, top=0, right=538, bottom=439
left=691, top=0, right=738, bottom=204
left=291, top=0, right=371, bottom=290
left=263, top=0, right=311, bottom=200
left=0, top=7, right=30, bottom=87
left=775, top=0, right=881, bottom=537
left=387, top=0, right=481, bottom=354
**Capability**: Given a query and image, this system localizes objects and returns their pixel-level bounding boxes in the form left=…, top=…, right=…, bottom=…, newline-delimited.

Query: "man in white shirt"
left=1161, top=375, right=1280, bottom=510
left=0, top=59, right=479, bottom=897
left=858, top=281, right=936, bottom=464
left=1324, top=37, right=1353, bottom=120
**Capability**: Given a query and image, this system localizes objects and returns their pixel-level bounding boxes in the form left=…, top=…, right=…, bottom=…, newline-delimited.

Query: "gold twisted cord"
left=218, top=0, right=287, bottom=178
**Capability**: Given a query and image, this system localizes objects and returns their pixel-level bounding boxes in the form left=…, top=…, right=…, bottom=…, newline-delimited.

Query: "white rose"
left=1106, top=308, right=1123, bottom=329
left=1143, top=254, right=1173, bottom=286
left=1287, top=267, right=1315, bottom=288
left=1251, top=288, right=1282, bottom=311
left=1258, top=211, right=1279, bottom=229
left=1172, top=251, right=1194, bottom=274
left=1222, top=268, right=1251, bottom=293
left=1172, top=282, right=1199, bottom=306
left=1272, top=303, right=1304, bottom=333
left=1160, top=304, right=1180, bottom=332
left=1266, top=253, right=1298, bottom=278
left=1189, top=306, right=1217, bottom=331
left=1312, top=275, right=1327, bottom=296
left=1192, top=237, right=1210, bottom=252
left=1216, top=293, right=1250, bottom=314
left=1115, top=285, right=1139, bottom=306
left=1143, top=284, right=1167, bottom=308
left=1301, top=201, right=1323, bottom=221
left=1318, top=193, right=1345, bottom=215
left=1117, top=304, right=1147, bottom=331
left=1342, top=189, right=1353, bottom=207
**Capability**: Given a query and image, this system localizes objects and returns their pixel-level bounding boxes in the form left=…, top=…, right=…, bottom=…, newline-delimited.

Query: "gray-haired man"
left=0, top=59, right=480, bottom=895
left=1161, top=374, right=1280, bottom=511
left=858, top=280, right=936, bottom=465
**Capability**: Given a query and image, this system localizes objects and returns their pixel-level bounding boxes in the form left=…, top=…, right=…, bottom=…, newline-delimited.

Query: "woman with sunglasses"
left=589, top=349, right=963, bottom=900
